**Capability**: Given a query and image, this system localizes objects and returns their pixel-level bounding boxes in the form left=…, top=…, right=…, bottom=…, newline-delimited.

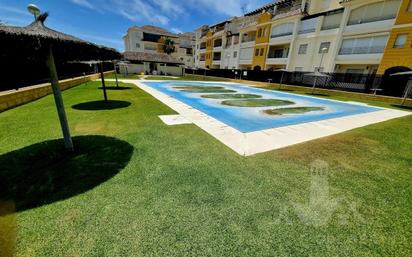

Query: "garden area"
left=1, top=78, right=411, bottom=256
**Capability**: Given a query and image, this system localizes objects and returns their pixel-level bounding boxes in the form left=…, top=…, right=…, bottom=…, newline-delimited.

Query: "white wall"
left=119, top=64, right=145, bottom=74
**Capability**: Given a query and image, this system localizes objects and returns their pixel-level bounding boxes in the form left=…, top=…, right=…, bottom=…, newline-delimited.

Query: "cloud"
left=0, top=5, right=33, bottom=25
left=0, top=5, right=32, bottom=16
left=69, top=0, right=267, bottom=26
left=70, top=0, right=94, bottom=9
left=170, top=27, right=183, bottom=34
left=78, top=33, right=124, bottom=48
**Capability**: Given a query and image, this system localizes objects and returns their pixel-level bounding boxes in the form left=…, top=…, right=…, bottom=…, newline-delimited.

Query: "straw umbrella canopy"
left=304, top=71, right=331, bottom=94
left=0, top=13, right=120, bottom=151
left=390, top=71, right=412, bottom=106
left=272, top=69, right=289, bottom=89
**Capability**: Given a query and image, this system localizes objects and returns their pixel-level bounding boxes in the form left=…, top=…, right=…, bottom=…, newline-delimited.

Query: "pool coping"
left=112, top=79, right=411, bottom=156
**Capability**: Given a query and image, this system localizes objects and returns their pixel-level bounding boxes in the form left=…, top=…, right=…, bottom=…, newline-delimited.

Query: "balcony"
left=241, top=35, right=256, bottom=43
left=339, top=46, right=386, bottom=55
left=272, top=0, right=304, bottom=21
left=268, top=45, right=289, bottom=59
left=344, top=19, right=395, bottom=35
left=337, top=45, right=385, bottom=64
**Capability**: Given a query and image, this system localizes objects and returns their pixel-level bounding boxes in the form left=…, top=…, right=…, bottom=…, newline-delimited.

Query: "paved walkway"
left=109, top=79, right=411, bottom=156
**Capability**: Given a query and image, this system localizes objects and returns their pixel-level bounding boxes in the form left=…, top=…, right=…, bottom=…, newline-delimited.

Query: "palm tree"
left=163, top=38, right=175, bottom=55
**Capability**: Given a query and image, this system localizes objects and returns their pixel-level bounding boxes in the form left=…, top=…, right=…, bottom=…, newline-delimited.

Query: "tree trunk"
left=45, top=45, right=74, bottom=151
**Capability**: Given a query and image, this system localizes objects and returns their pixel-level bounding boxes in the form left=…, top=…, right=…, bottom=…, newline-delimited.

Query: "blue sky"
left=0, top=0, right=270, bottom=51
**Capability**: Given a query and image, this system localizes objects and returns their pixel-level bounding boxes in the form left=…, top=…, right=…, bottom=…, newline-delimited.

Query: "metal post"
left=113, top=62, right=119, bottom=88
left=279, top=72, right=284, bottom=89
left=45, top=45, right=74, bottom=151
left=100, top=62, right=108, bottom=102
left=401, top=79, right=412, bottom=106
left=312, top=76, right=318, bottom=94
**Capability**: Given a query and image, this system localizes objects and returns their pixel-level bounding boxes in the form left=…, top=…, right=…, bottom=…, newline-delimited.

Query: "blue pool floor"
left=143, top=81, right=381, bottom=133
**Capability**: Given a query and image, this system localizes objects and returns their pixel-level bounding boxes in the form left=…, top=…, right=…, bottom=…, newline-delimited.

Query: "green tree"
left=162, top=38, right=175, bottom=55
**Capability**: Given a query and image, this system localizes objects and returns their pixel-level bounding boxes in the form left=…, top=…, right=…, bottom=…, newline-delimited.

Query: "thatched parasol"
left=391, top=71, right=412, bottom=106
left=272, top=69, right=289, bottom=89
left=304, top=71, right=331, bottom=94
left=0, top=12, right=120, bottom=151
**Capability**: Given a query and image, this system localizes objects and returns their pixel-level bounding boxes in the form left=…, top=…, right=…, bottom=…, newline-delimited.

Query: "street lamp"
left=318, top=47, right=328, bottom=72
left=27, top=4, right=41, bottom=20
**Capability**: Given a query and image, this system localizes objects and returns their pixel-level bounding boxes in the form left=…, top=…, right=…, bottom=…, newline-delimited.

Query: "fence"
left=185, top=68, right=408, bottom=97
left=0, top=61, right=114, bottom=92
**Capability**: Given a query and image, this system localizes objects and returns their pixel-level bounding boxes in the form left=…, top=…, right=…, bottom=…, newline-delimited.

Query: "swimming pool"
left=143, top=81, right=381, bottom=133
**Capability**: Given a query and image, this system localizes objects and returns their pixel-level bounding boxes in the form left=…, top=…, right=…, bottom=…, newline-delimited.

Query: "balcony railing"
left=268, top=51, right=289, bottom=59
left=347, top=14, right=397, bottom=26
left=339, top=45, right=386, bottom=55
left=271, top=31, right=293, bottom=38
left=298, top=28, right=316, bottom=34
left=321, top=24, right=340, bottom=31
left=241, top=37, right=256, bottom=43
left=214, top=42, right=222, bottom=47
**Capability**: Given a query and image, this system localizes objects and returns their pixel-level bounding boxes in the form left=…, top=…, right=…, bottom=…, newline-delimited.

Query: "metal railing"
left=184, top=68, right=409, bottom=98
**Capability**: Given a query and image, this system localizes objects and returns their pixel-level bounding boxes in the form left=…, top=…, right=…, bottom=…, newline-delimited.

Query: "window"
left=240, top=47, right=254, bottom=60
left=299, top=18, right=318, bottom=34
left=346, top=69, right=364, bottom=74
left=271, top=22, right=294, bottom=38
left=319, top=42, right=331, bottom=53
left=394, top=34, right=408, bottom=48
left=233, top=51, right=238, bottom=58
left=298, top=44, right=308, bottom=54
left=255, top=48, right=260, bottom=56
left=258, top=28, right=262, bottom=37
left=136, top=43, right=140, bottom=48
left=321, top=12, right=343, bottom=30
left=268, top=46, right=289, bottom=58
left=409, top=0, right=412, bottom=12
left=260, top=48, right=264, bottom=56
left=339, top=35, right=389, bottom=55
left=347, top=0, right=401, bottom=25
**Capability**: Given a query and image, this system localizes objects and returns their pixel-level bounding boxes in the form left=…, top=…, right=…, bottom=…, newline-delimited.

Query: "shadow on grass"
left=0, top=135, right=134, bottom=216
left=305, top=93, right=330, bottom=97
left=72, top=100, right=131, bottom=110
left=98, top=86, right=133, bottom=90
left=277, top=88, right=295, bottom=92
left=391, top=104, right=412, bottom=111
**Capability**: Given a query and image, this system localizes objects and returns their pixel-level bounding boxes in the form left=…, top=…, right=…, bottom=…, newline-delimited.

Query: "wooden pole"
left=113, top=62, right=119, bottom=88
left=100, top=62, right=108, bottom=102
left=45, top=45, right=74, bottom=151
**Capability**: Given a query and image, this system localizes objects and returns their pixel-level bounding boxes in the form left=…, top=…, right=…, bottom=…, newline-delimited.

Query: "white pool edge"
left=112, top=79, right=411, bottom=156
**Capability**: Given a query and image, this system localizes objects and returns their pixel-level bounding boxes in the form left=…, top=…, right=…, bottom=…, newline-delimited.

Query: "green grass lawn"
left=0, top=80, right=411, bottom=256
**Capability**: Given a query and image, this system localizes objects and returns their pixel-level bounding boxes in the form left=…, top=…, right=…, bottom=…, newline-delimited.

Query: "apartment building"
left=123, top=25, right=195, bottom=74
left=194, top=0, right=412, bottom=77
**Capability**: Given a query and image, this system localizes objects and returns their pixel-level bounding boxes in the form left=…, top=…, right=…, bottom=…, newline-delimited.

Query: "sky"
left=0, top=0, right=270, bottom=51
